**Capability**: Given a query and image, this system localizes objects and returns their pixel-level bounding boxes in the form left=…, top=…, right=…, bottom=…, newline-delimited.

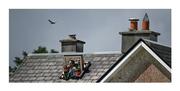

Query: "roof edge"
left=143, top=38, right=171, bottom=48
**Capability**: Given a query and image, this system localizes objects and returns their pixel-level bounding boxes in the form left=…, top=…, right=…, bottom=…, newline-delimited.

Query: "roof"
left=9, top=52, right=121, bottom=83
left=97, top=38, right=171, bottom=82
left=143, top=39, right=171, bottom=67
left=9, top=39, right=171, bottom=83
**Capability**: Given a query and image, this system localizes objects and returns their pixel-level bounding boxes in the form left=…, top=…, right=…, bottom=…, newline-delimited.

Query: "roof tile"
left=10, top=53, right=121, bottom=82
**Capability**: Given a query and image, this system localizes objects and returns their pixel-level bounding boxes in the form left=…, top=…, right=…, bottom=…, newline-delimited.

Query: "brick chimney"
left=119, top=13, right=160, bottom=53
left=129, top=18, right=139, bottom=31
left=60, top=34, right=85, bottom=52
left=142, top=13, right=149, bottom=30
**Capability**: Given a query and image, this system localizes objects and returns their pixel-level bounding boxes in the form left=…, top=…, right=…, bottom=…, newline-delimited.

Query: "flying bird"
left=48, top=19, right=56, bottom=24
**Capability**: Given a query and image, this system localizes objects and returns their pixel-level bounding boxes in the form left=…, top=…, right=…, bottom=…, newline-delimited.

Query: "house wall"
left=135, top=64, right=170, bottom=82
left=108, top=47, right=152, bottom=82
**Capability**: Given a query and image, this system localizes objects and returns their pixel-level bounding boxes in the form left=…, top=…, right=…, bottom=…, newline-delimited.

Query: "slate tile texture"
left=10, top=53, right=121, bottom=83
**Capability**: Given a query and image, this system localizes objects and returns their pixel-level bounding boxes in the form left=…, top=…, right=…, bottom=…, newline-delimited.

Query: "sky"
left=9, top=9, right=171, bottom=67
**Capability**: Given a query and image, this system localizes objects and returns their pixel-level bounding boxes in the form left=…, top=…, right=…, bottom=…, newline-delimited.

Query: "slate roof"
left=143, top=39, right=171, bottom=67
left=9, top=53, right=121, bottom=83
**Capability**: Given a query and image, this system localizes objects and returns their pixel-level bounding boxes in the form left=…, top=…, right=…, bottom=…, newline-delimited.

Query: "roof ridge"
left=28, top=51, right=121, bottom=56
left=142, top=38, right=171, bottom=48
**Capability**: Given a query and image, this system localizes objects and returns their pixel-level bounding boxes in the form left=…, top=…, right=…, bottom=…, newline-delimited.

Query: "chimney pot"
left=129, top=18, right=139, bottom=31
left=142, top=13, right=149, bottom=30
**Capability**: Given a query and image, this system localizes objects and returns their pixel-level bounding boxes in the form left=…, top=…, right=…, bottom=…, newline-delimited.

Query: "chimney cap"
left=143, top=13, right=149, bottom=21
left=69, top=34, right=76, bottom=39
left=129, top=18, right=139, bottom=21
left=60, top=34, right=85, bottom=44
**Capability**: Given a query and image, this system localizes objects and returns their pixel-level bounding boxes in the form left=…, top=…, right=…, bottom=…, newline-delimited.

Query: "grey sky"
left=9, top=9, right=171, bottom=67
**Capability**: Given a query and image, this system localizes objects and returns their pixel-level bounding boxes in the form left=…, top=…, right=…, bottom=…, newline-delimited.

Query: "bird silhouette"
left=48, top=19, right=56, bottom=24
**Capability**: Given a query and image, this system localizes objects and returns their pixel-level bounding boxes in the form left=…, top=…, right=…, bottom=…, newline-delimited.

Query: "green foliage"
left=50, top=49, right=59, bottom=53
left=10, top=51, right=27, bottom=74
left=33, top=46, right=48, bottom=53
left=14, top=57, right=23, bottom=66
left=9, top=66, right=13, bottom=72
left=22, top=51, right=28, bottom=58
left=33, top=46, right=59, bottom=53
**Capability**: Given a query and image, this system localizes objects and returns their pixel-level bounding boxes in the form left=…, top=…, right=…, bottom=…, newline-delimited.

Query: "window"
left=60, top=55, right=91, bottom=80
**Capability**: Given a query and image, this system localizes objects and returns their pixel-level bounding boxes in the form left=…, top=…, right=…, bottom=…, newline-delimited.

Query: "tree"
left=9, top=66, right=13, bottom=73
left=50, top=49, right=59, bottom=53
left=33, top=46, right=48, bottom=53
left=9, top=51, right=27, bottom=75
left=14, top=57, right=23, bottom=66
left=22, top=51, right=28, bottom=58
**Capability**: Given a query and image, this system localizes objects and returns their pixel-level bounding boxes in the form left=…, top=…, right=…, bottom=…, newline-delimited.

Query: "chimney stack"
left=119, top=13, right=160, bottom=53
left=129, top=18, right=139, bottom=31
left=60, top=34, right=85, bottom=52
left=142, top=13, right=149, bottom=30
